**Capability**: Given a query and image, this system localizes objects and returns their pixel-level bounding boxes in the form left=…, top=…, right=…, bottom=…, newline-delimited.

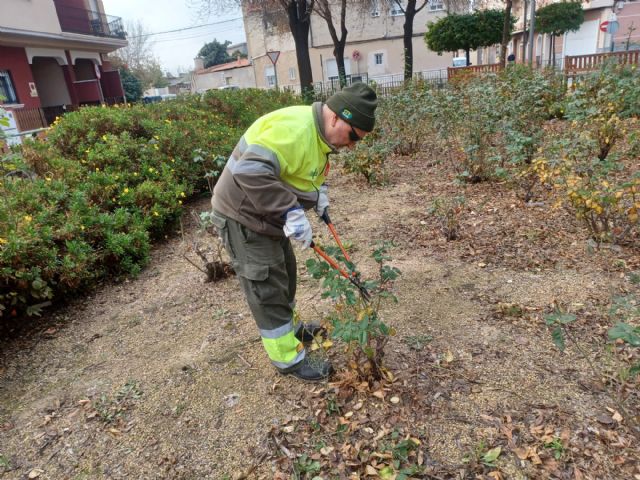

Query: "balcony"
left=53, top=2, right=126, bottom=40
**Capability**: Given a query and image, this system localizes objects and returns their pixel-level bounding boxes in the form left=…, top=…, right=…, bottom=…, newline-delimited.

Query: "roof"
left=197, top=58, right=250, bottom=75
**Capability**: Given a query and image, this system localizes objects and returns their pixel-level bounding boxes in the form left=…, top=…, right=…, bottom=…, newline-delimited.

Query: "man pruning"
left=210, top=83, right=378, bottom=381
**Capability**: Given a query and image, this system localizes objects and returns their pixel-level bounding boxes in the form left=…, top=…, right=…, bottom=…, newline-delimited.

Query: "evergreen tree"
left=119, top=67, right=143, bottom=103
left=198, top=39, right=233, bottom=68
left=425, top=10, right=509, bottom=66
left=536, top=1, right=584, bottom=66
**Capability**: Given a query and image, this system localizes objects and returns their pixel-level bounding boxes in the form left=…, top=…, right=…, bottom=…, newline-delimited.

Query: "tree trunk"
left=285, top=1, right=314, bottom=101
left=316, top=0, right=348, bottom=88
left=548, top=35, right=553, bottom=66
left=466, top=48, right=471, bottom=66
left=499, top=0, right=513, bottom=68
left=403, top=1, right=417, bottom=81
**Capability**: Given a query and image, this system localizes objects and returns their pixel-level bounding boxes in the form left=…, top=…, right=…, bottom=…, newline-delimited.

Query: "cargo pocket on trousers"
left=235, top=263, right=276, bottom=305
left=235, top=263, right=269, bottom=281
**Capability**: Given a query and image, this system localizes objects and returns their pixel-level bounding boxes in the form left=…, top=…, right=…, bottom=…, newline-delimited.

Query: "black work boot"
left=279, top=355, right=333, bottom=382
left=294, top=323, right=324, bottom=343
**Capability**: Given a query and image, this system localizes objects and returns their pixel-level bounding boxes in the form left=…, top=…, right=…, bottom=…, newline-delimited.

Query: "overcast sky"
left=102, top=0, right=246, bottom=75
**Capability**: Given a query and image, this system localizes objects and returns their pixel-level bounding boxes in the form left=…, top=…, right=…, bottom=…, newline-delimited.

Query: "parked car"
left=218, top=85, right=240, bottom=90
left=142, top=95, right=162, bottom=104
left=452, top=57, right=469, bottom=67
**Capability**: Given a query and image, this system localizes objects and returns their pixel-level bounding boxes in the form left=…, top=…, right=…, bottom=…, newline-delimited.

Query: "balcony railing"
left=53, top=2, right=125, bottom=39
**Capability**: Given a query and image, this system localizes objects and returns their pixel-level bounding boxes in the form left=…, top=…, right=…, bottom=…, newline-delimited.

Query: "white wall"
left=0, top=0, right=63, bottom=34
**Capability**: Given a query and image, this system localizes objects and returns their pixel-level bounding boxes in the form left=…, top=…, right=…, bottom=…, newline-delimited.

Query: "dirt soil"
left=1, top=154, right=639, bottom=480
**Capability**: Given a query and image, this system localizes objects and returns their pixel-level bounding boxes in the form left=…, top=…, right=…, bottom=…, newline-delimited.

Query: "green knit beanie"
left=326, top=83, right=378, bottom=132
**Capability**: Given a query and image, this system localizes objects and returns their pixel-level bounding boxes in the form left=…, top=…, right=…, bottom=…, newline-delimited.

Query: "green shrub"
left=1, top=91, right=296, bottom=321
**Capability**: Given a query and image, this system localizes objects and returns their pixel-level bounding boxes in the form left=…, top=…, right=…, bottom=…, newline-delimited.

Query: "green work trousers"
left=210, top=210, right=305, bottom=369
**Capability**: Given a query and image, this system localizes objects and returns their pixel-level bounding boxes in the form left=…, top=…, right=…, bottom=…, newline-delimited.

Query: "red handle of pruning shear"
left=320, top=210, right=352, bottom=264
left=311, top=240, right=371, bottom=302
left=310, top=240, right=351, bottom=280
left=312, top=210, right=372, bottom=302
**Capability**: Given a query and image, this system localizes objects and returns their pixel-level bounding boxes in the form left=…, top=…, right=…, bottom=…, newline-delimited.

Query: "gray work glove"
left=314, top=184, right=329, bottom=218
left=283, top=206, right=313, bottom=248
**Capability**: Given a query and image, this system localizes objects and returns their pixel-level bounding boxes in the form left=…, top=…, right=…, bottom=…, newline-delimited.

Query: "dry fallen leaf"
left=514, top=448, right=529, bottom=460
left=597, top=414, right=615, bottom=425
left=28, top=469, right=44, bottom=479
left=320, top=446, right=334, bottom=456
left=373, top=390, right=385, bottom=399
left=365, top=465, right=378, bottom=476
left=374, top=428, right=389, bottom=441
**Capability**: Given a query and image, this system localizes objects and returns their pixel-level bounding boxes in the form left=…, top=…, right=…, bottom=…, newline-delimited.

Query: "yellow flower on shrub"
left=153, top=211, right=159, bottom=217
left=0, top=237, right=7, bottom=244
left=23, top=215, right=32, bottom=223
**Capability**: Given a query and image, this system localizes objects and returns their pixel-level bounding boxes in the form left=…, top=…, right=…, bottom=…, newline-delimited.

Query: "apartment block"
left=0, top=0, right=127, bottom=142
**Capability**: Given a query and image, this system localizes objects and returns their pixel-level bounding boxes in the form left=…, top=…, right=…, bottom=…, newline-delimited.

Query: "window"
left=389, top=0, right=404, bottom=16
left=225, top=76, right=233, bottom=85
left=0, top=70, right=18, bottom=104
left=428, top=0, right=444, bottom=11
left=289, top=67, right=297, bottom=81
left=371, top=0, right=380, bottom=16
left=265, top=66, right=276, bottom=87
left=374, top=53, right=384, bottom=65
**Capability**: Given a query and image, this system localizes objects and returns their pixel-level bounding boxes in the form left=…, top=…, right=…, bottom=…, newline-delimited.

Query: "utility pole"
left=522, top=0, right=529, bottom=62
left=527, top=0, right=536, bottom=66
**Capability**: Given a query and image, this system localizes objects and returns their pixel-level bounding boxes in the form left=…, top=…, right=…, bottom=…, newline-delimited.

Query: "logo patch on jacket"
left=341, top=108, right=353, bottom=119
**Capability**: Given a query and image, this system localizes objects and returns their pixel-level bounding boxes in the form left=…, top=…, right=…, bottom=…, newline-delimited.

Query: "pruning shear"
left=310, top=210, right=372, bottom=302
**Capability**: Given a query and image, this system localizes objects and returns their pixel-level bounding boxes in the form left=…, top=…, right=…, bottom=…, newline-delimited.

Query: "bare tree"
left=189, top=0, right=315, bottom=99
left=314, top=0, right=350, bottom=88
left=112, top=20, right=155, bottom=72
left=111, top=20, right=168, bottom=89
left=499, top=0, right=513, bottom=67
left=389, top=1, right=430, bottom=81
left=277, top=0, right=315, bottom=100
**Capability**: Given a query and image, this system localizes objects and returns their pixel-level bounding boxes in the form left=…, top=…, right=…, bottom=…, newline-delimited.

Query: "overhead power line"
left=152, top=27, right=243, bottom=44
left=128, top=17, right=243, bottom=39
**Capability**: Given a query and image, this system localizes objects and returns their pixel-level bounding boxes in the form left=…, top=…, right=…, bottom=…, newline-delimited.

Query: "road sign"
left=266, top=51, right=280, bottom=65
left=599, top=21, right=609, bottom=32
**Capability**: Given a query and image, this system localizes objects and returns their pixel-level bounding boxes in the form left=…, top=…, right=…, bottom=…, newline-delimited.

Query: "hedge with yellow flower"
left=0, top=89, right=297, bottom=321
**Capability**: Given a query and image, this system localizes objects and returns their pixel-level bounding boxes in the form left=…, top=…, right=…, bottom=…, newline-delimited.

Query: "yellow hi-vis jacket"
left=212, top=102, right=336, bottom=236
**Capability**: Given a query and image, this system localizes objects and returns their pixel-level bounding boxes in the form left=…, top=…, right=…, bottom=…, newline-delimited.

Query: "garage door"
left=564, top=20, right=599, bottom=56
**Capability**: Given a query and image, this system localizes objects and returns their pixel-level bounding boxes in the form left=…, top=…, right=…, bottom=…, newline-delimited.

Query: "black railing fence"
left=54, top=3, right=125, bottom=39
